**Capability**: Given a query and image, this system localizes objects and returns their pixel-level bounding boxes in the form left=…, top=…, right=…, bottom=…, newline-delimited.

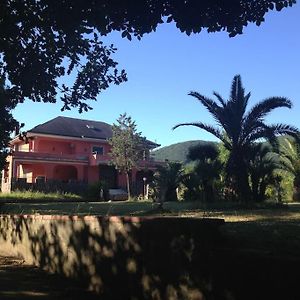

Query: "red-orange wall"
left=32, top=137, right=111, bottom=156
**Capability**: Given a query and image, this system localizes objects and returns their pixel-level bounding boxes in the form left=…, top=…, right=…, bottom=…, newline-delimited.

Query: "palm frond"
left=243, top=97, right=292, bottom=129
left=246, top=123, right=299, bottom=151
left=241, top=120, right=265, bottom=144
left=173, top=122, right=231, bottom=149
left=213, top=91, right=226, bottom=107
left=230, top=75, right=242, bottom=103
left=229, top=75, right=248, bottom=112
left=278, top=156, right=296, bottom=174
left=188, top=91, right=224, bottom=125
left=268, top=123, right=299, bottom=137
left=225, top=75, right=250, bottom=141
left=243, top=126, right=275, bottom=146
left=244, top=92, right=251, bottom=111
left=279, top=137, right=296, bottom=159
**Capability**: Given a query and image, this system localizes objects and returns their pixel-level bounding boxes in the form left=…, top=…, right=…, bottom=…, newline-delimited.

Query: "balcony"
left=13, top=151, right=89, bottom=164
left=89, top=153, right=111, bottom=166
left=89, top=153, right=166, bottom=168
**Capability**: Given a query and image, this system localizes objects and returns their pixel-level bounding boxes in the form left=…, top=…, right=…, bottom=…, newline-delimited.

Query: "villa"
left=1, top=116, right=160, bottom=194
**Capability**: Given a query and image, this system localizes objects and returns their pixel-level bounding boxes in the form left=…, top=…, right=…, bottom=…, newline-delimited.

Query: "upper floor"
left=9, top=116, right=159, bottom=166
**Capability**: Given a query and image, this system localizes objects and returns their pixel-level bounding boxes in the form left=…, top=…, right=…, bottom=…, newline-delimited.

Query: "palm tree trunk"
left=227, top=152, right=251, bottom=202
left=237, top=168, right=251, bottom=202
left=258, top=181, right=267, bottom=202
left=251, top=175, right=259, bottom=201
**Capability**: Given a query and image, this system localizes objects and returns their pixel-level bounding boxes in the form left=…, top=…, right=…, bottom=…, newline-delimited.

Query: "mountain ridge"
left=152, top=140, right=217, bottom=163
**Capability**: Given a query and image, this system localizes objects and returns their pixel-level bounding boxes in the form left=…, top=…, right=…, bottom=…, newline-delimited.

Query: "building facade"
left=1, top=116, right=160, bottom=194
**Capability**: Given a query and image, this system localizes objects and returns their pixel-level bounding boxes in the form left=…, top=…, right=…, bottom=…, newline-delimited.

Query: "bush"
left=87, top=181, right=109, bottom=201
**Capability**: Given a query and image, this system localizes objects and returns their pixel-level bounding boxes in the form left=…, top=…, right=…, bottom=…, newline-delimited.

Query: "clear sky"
left=13, top=4, right=300, bottom=148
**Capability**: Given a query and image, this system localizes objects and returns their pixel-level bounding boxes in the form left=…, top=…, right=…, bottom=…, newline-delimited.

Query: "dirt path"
left=0, top=256, right=99, bottom=300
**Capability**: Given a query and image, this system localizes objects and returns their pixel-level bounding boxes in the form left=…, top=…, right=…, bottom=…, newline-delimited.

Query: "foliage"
left=0, top=1, right=295, bottom=113
left=182, top=144, right=223, bottom=202
left=0, top=76, right=19, bottom=170
left=276, top=170, right=294, bottom=202
left=247, top=143, right=284, bottom=202
left=180, top=164, right=202, bottom=202
left=187, top=143, right=218, bottom=161
left=0, top=190, right=81, bottom=202
left=151, top=162, right=184, bottom=203
left=278, top=137, right=300, bottom=201
left=0, top=1, right=295, bottom=172
left=87, top=181, right=109, bottom=201
left=109, top=113, right=145, bottom=199
left=173, top=75, right=299, bottom=202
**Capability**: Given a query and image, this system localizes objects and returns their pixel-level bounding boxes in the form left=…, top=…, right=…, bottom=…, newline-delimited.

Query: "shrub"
left=87, top=181, right=109, bottom=201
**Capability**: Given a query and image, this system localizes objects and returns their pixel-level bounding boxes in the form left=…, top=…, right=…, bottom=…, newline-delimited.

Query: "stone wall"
left=0, top=214, right=224, bottom=299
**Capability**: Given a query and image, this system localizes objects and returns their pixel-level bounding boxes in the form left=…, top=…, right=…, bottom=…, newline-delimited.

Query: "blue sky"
left=13, top=4, right=300, bottom=148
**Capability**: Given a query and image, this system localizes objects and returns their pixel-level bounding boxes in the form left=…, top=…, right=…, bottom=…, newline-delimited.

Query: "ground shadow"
left=0, top=215, right=299, bottom=300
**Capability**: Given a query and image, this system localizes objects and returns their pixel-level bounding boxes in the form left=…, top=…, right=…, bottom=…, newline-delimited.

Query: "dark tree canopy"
left=0, top=76, right=18, bottom=170
left=0, top=0, right=296, bottom=112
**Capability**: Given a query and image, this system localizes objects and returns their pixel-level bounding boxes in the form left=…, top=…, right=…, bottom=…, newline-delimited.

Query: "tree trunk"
left=226, top=149, right=251, bottom=202
left=237, top=169, right=251, bottom=202
left=126, top=171, right=131, bottom=200
left=258, top=180, right=267, bottom=202
left=231, top=156, right=251, bottom=202
left=251, top=175, right=259, bottom=201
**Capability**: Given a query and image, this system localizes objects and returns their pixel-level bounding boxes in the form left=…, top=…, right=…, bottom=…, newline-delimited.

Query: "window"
left=92, top=146, right=104, bottom=155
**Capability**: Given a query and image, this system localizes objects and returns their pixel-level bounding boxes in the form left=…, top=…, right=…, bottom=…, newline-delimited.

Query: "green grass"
left=1, top=197, right=300, bottom=258
left=0, top=190, right=82, bottom=203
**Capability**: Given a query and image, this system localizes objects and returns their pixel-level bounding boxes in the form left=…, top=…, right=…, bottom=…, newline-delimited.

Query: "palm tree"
left=152, top=162, right=184, bottom=203
left=247, top=143, right=283, bottom=202
left=279, top=137, right=300, bottom=201
left=173, top=75, right=299, bottom=201
left=186, top=143, right=223, bottom=202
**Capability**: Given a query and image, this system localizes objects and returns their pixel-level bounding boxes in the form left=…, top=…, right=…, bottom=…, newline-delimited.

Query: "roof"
left=28, top=116, right=112, bottom=140
left=27, top=116, right=160, bottom=148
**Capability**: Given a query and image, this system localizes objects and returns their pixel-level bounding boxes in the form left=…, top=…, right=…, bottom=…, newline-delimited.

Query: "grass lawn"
left=0, top=191, right=82, bottom=202
left=1, top=193, right=300, bottom=258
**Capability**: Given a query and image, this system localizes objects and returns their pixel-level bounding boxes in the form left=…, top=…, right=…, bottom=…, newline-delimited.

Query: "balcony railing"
left=13, top=151, right=89, bottom=163
left=89, top=153, right=111, bottom=166
left=12, top=150, right=166, bottom=167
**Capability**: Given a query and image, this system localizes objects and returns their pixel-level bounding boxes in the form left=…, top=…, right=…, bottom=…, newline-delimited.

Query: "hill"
left=152, top=140, right=217, bottom=163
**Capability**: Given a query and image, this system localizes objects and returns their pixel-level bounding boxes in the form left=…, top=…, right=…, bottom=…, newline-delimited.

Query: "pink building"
left=1, top=116, right=160, bottom=194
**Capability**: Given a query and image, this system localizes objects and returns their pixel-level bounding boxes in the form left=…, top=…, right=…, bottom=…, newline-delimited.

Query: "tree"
left=185, top=143, right=223, bottom=202
left=152, top=162, right=184, bottom=203
left=279, top=137, right=300, bottom=200
left=109, top=113, right=145, bottom=200
left=0, top=77, right=19, bottom=171
left=247, top=143, right=283, bottom=202
left=0, top=1, right=295, bottom=171
left=173, top=75, right=299, bottom=201
left=0, top=1, right=295, bottom=113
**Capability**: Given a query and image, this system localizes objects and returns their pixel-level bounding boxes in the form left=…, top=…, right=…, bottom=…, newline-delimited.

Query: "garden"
left=1, top=2, right=299, bottom=298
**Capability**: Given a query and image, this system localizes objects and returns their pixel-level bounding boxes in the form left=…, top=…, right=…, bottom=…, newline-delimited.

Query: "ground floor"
left=1, top=158, right=154, bottom=195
